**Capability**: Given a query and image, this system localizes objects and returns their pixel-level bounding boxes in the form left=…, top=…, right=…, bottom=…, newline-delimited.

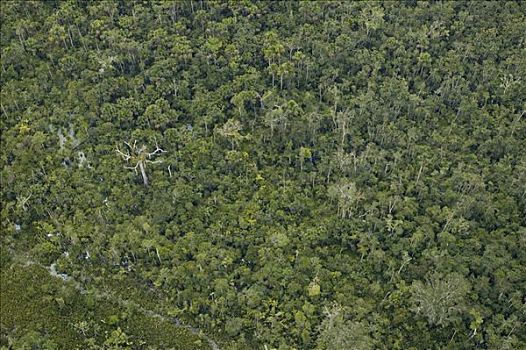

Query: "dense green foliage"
left=1, top=1, right=525, bottom=349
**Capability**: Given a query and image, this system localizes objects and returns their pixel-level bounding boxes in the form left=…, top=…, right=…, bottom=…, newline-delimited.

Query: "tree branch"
left=116, top=148, right=131, bottom=161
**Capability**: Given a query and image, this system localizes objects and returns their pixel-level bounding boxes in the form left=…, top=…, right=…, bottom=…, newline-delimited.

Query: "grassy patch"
left=0, top=263, right=209, bottom=349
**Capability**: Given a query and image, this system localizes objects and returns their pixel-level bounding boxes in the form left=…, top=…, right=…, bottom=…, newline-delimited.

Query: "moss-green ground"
left=0, top=263, right=209, bottom=349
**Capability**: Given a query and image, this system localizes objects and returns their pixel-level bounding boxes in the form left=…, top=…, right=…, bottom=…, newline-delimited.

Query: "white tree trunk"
left=139, top=161, right=149, bottom=187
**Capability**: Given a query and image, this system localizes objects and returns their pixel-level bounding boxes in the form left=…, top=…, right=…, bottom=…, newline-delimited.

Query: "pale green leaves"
left=316, top=304, right=374, bottom=350
left=410, top=273, right=470, bottom=326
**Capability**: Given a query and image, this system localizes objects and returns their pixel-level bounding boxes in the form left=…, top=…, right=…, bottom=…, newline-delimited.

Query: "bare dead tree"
left=116, top=140, right=166, bottom=187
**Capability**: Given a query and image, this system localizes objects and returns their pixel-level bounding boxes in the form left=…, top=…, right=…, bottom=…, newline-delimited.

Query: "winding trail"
left=24, top=259, right=220, bottom=350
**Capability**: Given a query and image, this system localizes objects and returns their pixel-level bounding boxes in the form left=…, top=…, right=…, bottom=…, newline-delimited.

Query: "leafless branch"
left=116, top=148, right=131, bottom=161
left=148, top=144, right=166, bottom=158
left=18, top=193, right=32, bottom=211
left=123, top=140, right=136, bottom=151
left=124, top=163, right=140, bottom=174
